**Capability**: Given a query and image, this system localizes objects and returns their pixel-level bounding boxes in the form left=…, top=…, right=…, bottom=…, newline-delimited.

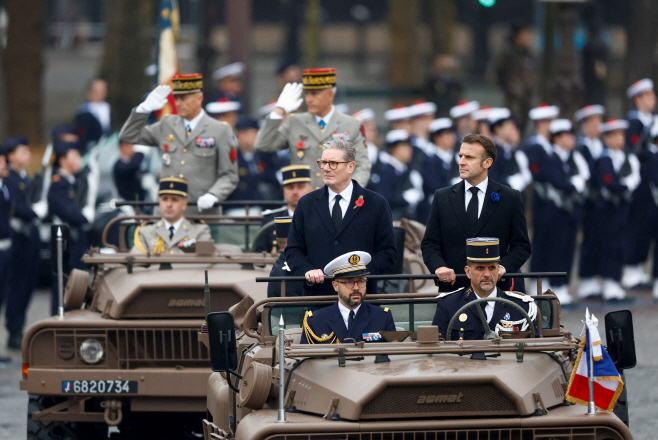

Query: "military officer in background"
left=267, top=217, right=303, bottom=297
left=301, top=251, right=395, bottom=344
left=119, top=73, right=238, bottom=215
left=487, top=107, right=532, bottom=193
left=352, top=108, right=379, bottom=166
left=253, top=164, right=313, bottom=253
left=432, top=238, right=537, bottom=341
left=132, top=177, right=211, bottom=255
left=0, top=144, right=12, bottom=355
left=450, top=100, right=479, bottom=143
left=254, top=68, right=370, bottom=189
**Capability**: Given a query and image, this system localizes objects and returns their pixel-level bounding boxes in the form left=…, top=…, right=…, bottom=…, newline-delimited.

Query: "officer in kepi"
left=431, top=238, right=537, bottom=341
left=301, top=251, right=396, bottom=344
left=132, top=177, right=211, bottom=255
left=119, top=73, right=238, bottom=215
left=267, top=216, right=303, bottom=297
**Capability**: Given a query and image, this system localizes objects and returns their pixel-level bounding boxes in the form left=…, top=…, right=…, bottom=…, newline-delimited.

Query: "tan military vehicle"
left=202, top=281, right=637, bottom=440
left=20, top=214, right=277, bottom=439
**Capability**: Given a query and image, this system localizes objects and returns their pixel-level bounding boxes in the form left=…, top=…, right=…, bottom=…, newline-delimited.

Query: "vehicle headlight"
left=80, top=338, right=104, bottom=364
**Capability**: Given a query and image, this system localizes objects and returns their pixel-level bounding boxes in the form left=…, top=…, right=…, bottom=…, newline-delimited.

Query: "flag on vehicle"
left=565, top=309, right=624, bottom=411
left=155, top=0, right=180, bottom=118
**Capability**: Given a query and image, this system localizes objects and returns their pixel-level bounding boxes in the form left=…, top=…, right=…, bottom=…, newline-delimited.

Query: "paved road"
left=0, top=288, right=656, bottom=439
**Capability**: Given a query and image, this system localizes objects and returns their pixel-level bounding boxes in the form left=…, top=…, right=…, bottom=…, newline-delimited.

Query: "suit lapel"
left=314, top=187, right=336, bottom=236
left=474, top=180, right=501, bottom=236
left=336, top=180, right=363, bottom=236
left=171, top=118, right=187, bottom=147
left=156, top=222, right=171, bottom=245
left=304, top=113, right=326, bottom=141
left=183, top=114, right=211, bottom=147
left=171, top=218, right=191, bottom=245
left=449, top=181, right=472, bottom=236
left=349, top=303, right=372, bottom=341
left=326, top=303, right=348, bottom=343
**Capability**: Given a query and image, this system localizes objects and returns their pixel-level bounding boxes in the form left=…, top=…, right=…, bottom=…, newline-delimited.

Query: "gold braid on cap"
left=302, top=311, right=337, bottom=344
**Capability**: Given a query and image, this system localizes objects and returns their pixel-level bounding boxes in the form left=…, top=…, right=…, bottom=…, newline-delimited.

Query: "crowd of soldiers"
left=1, top=59, right=658, bottom=351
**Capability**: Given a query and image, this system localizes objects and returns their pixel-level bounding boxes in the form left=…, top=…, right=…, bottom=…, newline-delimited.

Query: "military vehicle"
left=20, top=214, right=278, bottom=439
left=202, top=278, right=637, bottom=440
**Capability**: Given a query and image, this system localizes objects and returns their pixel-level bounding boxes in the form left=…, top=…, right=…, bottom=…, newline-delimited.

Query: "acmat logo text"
left=417, top=393, right=463, bottom=404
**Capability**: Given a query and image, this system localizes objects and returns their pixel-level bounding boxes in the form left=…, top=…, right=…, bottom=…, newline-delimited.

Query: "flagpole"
left=587, top=327, right=596, bottom=415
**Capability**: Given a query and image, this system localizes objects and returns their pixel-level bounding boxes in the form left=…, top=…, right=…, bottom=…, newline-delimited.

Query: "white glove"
left=32, top=200, right=48, bottom=220
left=197, top=193, right=219, bottom=211
left=82, top=206, right=95, bottom=224
left=402, top=188, right=423, bottom=207
left=136, top=85, right=172, bottom=113
left=275, top=82, right=303, bottom=114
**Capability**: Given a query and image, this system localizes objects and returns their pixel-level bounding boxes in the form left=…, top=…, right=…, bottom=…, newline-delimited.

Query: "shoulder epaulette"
left=436, top=287, right=464, bottom=299
left=289, top=113, right=295, bottom=117
left=52, top=174, right=61, bottom=183
left=503, top=290, right=535, bottom=303
left=302, top=310, right=336, bottom=344
left=384, top=307, right=389, bottom=312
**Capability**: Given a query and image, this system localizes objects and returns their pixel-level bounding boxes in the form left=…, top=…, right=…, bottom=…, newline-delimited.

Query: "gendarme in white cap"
left=574, top=105, right=605, bottom=122
left=323, top=251, right=372, bottom=278
left=627, top=78, right=654, bottom=99
left=600, top=119, right=629, bottom=134
left=450, top=100, right=479, bottom=119
left=549, top=119, right=573, bottom=135
left=528, top=103, right=559, bottom=121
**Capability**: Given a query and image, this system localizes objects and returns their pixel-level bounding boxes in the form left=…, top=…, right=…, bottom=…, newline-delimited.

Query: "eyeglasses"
left=316, top=160, right=350, bottom=170
left=336, top=279, right=367, bottom=288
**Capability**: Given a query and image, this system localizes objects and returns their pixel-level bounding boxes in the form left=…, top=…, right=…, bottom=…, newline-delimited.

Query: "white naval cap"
left=324, top=251, right=372, bottom=278
left=352, top=108, right=375, bottom=122
left=206, top=98, right=241, bottom=114
left=450, top=100, right=479, bottom=119
left=384, top=106, right=411, bottom=122
left=385, top=129, right=410, bottom=145
left=429, top=118, right=453, bottom=134
left=212, top=62, right=245, bottom=82
left=549, top=118, right=573, bottom=135
left=574, top=105, right=605, bottom=122
left=627, top=78, right=654, bottom=99
left=335, top=103, right=350, bottom=114
left=472, top=105, right=492, bottom=121
left=528, top=103, right=560, bottom=121
left=600, top=118, right=629, bottom=134
left=487, top=107, right=512, bottom=125
left=407, top=100, right=437, bottom=118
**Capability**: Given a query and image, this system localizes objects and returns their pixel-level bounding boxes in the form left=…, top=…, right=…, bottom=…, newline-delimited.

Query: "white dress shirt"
left=473, top=288, right=498, bottom=323
left=183, top=110, right=206, bottom=132
left=338, top=301, right=362, bottom=329
left=314, top=106, right=335, bottom=128
left=464, top=177, right=488, bottom=218
left=328, top=180, right=353, bottom=219
left=163, top=217, right=184, bottom=239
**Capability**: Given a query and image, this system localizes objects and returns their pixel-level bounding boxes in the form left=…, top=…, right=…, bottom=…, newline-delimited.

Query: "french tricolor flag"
left=566, top=310, right=624, bottom=412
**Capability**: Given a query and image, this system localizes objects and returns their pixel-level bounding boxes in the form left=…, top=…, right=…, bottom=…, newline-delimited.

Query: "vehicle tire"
left=27, top=395, right=108, bottom=440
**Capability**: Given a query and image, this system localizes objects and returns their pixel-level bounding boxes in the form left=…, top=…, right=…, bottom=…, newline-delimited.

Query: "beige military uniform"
left=119, top=109, right=238, bottom=214
left=254, top=110, right=371, bottom=189
left=131, top=217, right=212, bottom=254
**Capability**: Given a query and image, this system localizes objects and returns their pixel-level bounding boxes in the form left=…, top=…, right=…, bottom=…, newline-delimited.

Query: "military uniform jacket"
left=431, top=287, right=537, bottom=341
left=267, top=252, right=303, bottom=297
left=254, top=110, right=371, bottom=189
left=6, top=168, right=38, bottom=236
left=0, top=179, right=11, bottom=243
left=119, top=109, right=239, bottom=211
left=301, top=301, right=395, bottom=344
left=286, top=180, right=397, bottom=296
left=420, top=179, right=531, bottom=291
left=131, top=217, right=212, bottom=254
left=252, top=206, right=287, bottom=253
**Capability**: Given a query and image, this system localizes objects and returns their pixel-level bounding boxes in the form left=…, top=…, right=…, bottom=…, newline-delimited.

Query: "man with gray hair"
left=254, top=67, right=370, bottom=190
left=286, top=139, right=397, bottom=296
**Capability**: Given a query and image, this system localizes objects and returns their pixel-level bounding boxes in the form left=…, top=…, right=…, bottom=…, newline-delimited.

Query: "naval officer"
left=301, top=251, right=395, bottom=344
left=119, top=73, right=238, bottom=214
left=431, top=238, right=537, bottom=341
left=254, top=67, right=370, bottom=189
left=132, top=177, right=211, bottom=255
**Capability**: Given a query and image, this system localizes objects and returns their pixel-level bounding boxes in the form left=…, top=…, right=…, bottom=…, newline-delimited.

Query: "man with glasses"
left=301, top=251, right=395, bottom=344
left=286, top=139, right=397, bottom=296
left=254, top=67, right=370, bottom=189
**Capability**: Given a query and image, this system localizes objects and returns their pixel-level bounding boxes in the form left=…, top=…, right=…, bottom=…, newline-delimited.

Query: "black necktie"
left=467, top=187, right=479, bottom=229
left=478, top=301, right=488, bottom=323
left=348, top=310, right=355, bottom=331
left=332, top=194, right=343, bottom=231
left=168, top=226, right=175, bottom=239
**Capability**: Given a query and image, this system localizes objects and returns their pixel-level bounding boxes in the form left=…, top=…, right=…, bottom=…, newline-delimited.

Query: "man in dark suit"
left=421, top=133, right=531, bottom=292
left=301, top=251, right=396, bottom=344
left=431, top=238, right=537, bottom=341
left=286, top=139, right=397, bottom=296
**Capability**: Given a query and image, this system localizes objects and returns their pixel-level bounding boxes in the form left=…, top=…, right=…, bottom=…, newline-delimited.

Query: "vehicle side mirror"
left=605, top=310, right=636, bottom=370
left=207, top=312, right=238, bottom=373
left=50, top=224, right=71, bottom=274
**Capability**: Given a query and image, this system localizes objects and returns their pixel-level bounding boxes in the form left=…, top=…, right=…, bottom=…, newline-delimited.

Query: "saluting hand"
left=275, top=82, right=303, bottom=115
left=136, top=85, right=172, bottom=114
left=435, top=266, right=456, bottom=285
left=305, top=269, right=325, bottom=285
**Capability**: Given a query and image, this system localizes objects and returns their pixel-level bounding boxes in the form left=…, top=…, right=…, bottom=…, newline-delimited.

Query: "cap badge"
left=349, top=254, right=360, bottom=264
left=486, top=248, right=489, bottom=254
left=459, top=313, right=468, bottom=322
left=292, top=171, right=297, bottom=177
left=170, top=183, right=174, bottom=188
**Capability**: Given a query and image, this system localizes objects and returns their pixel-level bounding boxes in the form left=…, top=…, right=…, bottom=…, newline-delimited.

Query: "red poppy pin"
left=164, top=144, right=169, bottom=152
left=230, top=148, right=237, bottom=163
left=296, top=141, right=304, bottom=150
left=353, top=195, right=364, bottom=209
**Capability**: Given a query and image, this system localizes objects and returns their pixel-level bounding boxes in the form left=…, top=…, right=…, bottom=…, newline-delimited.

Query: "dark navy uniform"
left=488, top=140, right=532, bottom=193
left=5, top=166, right=41, bottom=338
left=113, top=152, right=146, bottom=201
left=301, top=302, right=395, bottom=344
left=226, top=149, right=266, bottom=202
left=367, top=151, right=424, bottom=221
left=267, top=216, right=303, bottom=298
left=0, top=171, right=11, bottom=316
left=253, top=206, right=288, bottom=253
left=431, top=286, right=537, bottom=341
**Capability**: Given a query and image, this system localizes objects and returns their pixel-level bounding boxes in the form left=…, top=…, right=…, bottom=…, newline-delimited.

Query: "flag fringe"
left=565, top=334, right=586, bottom=402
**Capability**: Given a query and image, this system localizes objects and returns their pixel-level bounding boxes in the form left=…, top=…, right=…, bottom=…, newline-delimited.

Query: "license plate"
left=62, top=380, right=138, bottom=394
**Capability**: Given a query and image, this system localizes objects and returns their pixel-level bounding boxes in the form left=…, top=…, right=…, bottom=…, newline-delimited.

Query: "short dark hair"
left=462, top=134, right=496, bottom=164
